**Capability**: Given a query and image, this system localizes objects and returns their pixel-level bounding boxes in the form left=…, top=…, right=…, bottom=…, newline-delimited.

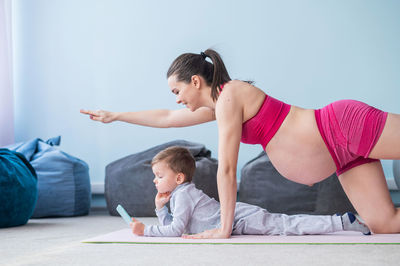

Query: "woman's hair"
left=167, top=49, right=231, bottom=102
left=151, top=146, right=196, bottom=183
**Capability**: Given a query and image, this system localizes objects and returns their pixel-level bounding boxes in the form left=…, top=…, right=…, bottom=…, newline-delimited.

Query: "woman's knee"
left=366, top=209, right=400, bottom=234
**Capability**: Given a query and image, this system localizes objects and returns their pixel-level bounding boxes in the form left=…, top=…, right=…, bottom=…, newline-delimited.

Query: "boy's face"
left=152, top=161, right=184, bottom=193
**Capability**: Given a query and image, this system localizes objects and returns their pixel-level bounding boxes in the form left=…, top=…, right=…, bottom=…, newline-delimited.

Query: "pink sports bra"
left=241, top=95, right=291, bottom=150
left=220, top=83, right=291, bottom=150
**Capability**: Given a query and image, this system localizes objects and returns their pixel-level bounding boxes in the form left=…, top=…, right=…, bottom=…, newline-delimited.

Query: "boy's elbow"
left=163, top=231, right=183, bottom=237
left=171, top=228, right=185, bottom=237
left=168, top=224, right=186, bottom=237
left=171, top=232, right=183, bottom=237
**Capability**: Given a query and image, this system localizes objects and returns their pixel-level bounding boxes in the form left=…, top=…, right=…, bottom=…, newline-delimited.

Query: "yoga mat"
left=82, top=229, right=400, bottom=245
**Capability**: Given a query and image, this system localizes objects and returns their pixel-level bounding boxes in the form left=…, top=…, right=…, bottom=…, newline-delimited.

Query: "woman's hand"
left=130, top=218, right=145, bottom=236
left=182, top=228, right=231, bottom=239
left=80, top=109, right=117, bottom=123
left=155, top=192, right=172, bottom=210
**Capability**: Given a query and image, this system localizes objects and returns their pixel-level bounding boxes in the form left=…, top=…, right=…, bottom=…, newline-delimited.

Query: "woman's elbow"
left=218, top=167, right=237, bottom=180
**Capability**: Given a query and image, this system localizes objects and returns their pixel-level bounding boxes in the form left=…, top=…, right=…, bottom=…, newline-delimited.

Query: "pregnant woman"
left=81, top=49, right=400, bottom=238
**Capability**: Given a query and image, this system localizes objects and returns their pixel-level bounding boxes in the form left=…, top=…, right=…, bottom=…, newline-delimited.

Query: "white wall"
left=12, top=0, right=400, bottom=182
left=0, top=0, right=13, bottom=146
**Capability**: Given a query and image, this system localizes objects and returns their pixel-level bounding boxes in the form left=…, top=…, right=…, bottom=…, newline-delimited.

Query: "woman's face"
left=167, top=75, right=199, bottom=111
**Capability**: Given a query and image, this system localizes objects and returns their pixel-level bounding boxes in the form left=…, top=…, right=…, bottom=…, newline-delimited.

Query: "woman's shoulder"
left=223, top=79, right=249, bottom=89
left=221, top=80, right=247, bottom=94
left=216, top=80, right=266, bottom=119
left=215, top=80, right=251, bottom=115
left=220, top=80, right=263, bottom=100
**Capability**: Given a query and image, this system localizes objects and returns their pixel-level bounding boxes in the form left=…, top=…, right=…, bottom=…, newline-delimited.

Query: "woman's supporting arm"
left=214, top=92, right=242, bottom=237
left=182, top=88, right=243, bottom=239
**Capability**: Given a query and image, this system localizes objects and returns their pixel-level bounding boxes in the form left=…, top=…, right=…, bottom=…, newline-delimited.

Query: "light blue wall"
left=12, top=0, right=400, bottom=183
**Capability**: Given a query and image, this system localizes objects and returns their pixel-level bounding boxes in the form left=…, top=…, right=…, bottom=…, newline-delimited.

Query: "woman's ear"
left=191, top=75, right=201, bottom=89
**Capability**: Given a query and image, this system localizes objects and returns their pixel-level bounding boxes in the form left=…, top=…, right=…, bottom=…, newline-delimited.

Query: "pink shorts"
left=315, top=100, right=388, bottom=176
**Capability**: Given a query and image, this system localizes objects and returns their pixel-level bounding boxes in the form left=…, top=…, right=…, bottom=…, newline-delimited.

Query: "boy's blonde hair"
left=151, top=146, right=196, bottom=182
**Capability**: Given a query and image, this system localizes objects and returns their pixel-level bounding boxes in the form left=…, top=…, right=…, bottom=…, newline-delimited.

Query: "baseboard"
left=91, top=183, right=105, bottom=194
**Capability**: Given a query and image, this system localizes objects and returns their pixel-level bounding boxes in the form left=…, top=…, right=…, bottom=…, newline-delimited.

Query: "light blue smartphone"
left=116, top=204, right=132, bottom=226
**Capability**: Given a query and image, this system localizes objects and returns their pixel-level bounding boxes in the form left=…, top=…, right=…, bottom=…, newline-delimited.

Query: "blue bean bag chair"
left=7, top=136, right=91, bottom=218
left=0, top=149, right=38, bottom=228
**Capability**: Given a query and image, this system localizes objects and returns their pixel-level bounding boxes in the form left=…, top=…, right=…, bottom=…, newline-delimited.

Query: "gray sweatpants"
left=232, top=202, right=343, bottom=235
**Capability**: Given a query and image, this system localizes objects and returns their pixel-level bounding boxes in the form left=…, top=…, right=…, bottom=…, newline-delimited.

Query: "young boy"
left=130, top=146, right=371, bottom=237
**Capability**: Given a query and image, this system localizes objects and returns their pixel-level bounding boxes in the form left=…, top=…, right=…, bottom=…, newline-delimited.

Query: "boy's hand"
left=130, top=218, right=145, bottom=236
left=155, top=192, right=172, bottom=210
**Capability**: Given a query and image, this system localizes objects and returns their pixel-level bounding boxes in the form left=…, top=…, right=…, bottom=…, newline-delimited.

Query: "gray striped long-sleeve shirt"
left=144, top=182, right=221, bottom=237
left=143, top=182, right=343, bottom=237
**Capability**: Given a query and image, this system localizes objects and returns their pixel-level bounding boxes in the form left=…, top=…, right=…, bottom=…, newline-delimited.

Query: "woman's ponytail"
left=203, top=49, right=231, bottom=101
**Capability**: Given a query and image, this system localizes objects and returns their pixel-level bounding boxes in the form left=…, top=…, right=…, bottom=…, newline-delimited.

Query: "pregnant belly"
left=265, top=107, right=337, bottom=185
left=267, top=147, right=336, bottom=185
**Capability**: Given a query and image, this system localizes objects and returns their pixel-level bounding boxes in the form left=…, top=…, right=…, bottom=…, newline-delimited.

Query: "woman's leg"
left=338, top=161, right=400, bottom=233
left=369, top=113, right=400, bottom=159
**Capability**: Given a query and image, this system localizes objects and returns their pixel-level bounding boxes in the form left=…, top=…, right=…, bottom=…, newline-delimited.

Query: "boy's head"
left=151, top=146, right=196, bottom=193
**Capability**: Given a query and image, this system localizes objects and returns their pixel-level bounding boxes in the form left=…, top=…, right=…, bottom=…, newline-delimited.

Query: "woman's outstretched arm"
left=80, top=107, right=215, bottom=128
